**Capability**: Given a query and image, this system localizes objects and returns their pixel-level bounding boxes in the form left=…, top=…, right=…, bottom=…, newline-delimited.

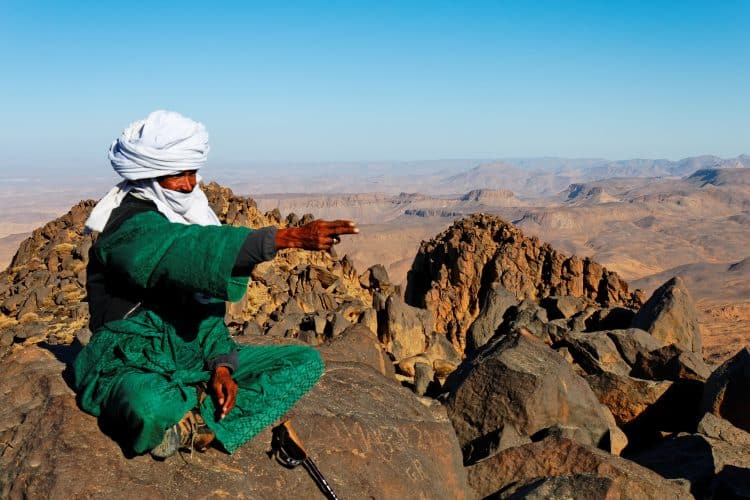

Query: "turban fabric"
left=85, top=110, right=220, bottom=232
left=108, top=110, right=209, bottom=179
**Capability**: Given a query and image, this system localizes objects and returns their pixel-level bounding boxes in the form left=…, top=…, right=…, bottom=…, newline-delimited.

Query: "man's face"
left=157, top=170, right=198, bottom=193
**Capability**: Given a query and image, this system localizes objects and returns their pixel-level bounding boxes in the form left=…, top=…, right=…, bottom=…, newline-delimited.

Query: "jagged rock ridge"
left=405, top=213, right=644, bottom=352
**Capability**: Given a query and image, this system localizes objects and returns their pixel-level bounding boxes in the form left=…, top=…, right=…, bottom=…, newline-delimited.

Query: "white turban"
left=85, top=110, right=220, bottom=232
left=108, top=110, right=209, bottom=179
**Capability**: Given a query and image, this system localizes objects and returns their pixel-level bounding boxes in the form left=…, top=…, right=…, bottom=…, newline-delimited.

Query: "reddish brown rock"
left=498, top=474, right=632, bottom=499
left=560, top=331, right=631, bottom=376
left=466, top=437, right=688, bottom=499
left=586, top=372, right=673, bottom=428
left=405, top=214, right=642, bottom=352
left=632, top=344, right=711, bottom=382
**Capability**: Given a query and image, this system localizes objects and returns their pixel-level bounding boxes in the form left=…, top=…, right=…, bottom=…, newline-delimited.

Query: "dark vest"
left=86, top=195, right=162, bottom=332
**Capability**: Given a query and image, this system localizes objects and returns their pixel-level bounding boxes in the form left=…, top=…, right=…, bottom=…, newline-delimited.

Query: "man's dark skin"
left=157, top=170, right=359, bottom=419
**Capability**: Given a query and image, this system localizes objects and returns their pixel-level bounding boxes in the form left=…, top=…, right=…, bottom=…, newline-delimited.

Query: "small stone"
left=397, top=354, right=431, bottom=377
left=283, top=299, right=304, bottom=316
left=74, top=328, right=92, bottom=347
left=358, top=308, right=378, bottom=336
left=541, top=295, right=586, bottom=320
left=296, top=330, right=319, bottom=346
left=328, top=312, right=350, bottom=338
left=242, top=321, right=263, bottom=336
left=313, top=314, right=327, bottom=335
left=432, top=358, right=459, bottom=378
left=1, top=330, right=14, bottom=347
left=2, top=293, right=26, bottom=315
left=414, top=362, right=435, bottom=397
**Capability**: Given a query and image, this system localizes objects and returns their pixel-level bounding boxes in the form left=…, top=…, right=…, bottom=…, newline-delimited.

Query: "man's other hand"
left=210, top=366, right=237, bottom=420
left=275, top=219, right=359, bottom=251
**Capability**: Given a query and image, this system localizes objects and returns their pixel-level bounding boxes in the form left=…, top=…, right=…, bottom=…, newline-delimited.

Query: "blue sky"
left=1, top=1, right=748, bottom=175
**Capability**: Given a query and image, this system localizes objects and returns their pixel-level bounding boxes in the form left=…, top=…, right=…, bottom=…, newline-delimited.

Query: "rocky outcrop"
left=204, top=181, right=276, bottom=228
left=631, top=276, right=702, bottom=354
left=405, top=214, right=644, bottom=351
left=0, top=200, right=96, bottom=346
left=0, top=340, right=468, bottom=498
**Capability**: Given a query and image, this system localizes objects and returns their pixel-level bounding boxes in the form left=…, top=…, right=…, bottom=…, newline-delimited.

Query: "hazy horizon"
left=2, top=153, right=748, bottom=183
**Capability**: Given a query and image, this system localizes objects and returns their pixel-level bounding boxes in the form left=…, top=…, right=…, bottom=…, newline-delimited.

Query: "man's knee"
left=107, top=375, right=185, bottom=425
left=287, top=346, right=324, bottom=383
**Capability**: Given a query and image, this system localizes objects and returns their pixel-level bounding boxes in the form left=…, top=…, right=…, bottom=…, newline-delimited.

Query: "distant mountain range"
left=229, top=155, right=750, bottom=197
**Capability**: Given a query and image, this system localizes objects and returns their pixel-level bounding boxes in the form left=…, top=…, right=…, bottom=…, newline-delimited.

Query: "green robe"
left=73, top=211, right=323, bottom=454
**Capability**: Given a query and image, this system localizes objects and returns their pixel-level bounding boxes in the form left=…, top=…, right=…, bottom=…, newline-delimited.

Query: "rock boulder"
left=445, top=331, right=616, bottom=460
left=701, top=347, right=750, bottom=433
left=466, top=437, right=688, bottom=499
left=631, top=276, right=702, bottom=354
left=0, top=345, right=467, bottom=498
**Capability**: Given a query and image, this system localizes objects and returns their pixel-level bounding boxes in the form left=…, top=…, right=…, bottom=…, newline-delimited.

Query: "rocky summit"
left=1, top=187, right=748, bottom=498
left=405, top=213, right=645, bottom=353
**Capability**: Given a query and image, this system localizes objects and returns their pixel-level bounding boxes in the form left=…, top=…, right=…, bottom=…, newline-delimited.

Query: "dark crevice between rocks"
left=627, top=434, right=715, bottom=498
left=620, top=379, right=704, bottom=455
left=404, top=253, right=428, bottom=308
left=462, top=427, right=505, bottom=466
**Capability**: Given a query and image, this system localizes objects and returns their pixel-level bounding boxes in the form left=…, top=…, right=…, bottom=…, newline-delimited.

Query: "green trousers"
left=99, top=344, right=323, bottom=454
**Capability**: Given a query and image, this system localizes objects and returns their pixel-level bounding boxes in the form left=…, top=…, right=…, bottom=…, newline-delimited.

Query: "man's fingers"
left=221, top=381, right=238, bottom=418
left=319, top=220, right=359, bottom=235
left=212, top=380, right=224, bottom=405
left=225, top=387, right=237, bottom=414
left=332, top=220, right=359, bottom=234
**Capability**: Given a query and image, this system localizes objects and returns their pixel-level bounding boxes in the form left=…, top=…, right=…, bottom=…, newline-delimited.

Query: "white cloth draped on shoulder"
left=85, top=110, right=220, bottom=232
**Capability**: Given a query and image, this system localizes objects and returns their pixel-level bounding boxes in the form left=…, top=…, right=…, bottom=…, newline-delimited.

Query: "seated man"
left=74, top=110, right=358, bottom=458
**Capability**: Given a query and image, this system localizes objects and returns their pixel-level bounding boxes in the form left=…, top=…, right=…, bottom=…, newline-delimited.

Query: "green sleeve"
left=96, top=211, right=252, bottom=302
